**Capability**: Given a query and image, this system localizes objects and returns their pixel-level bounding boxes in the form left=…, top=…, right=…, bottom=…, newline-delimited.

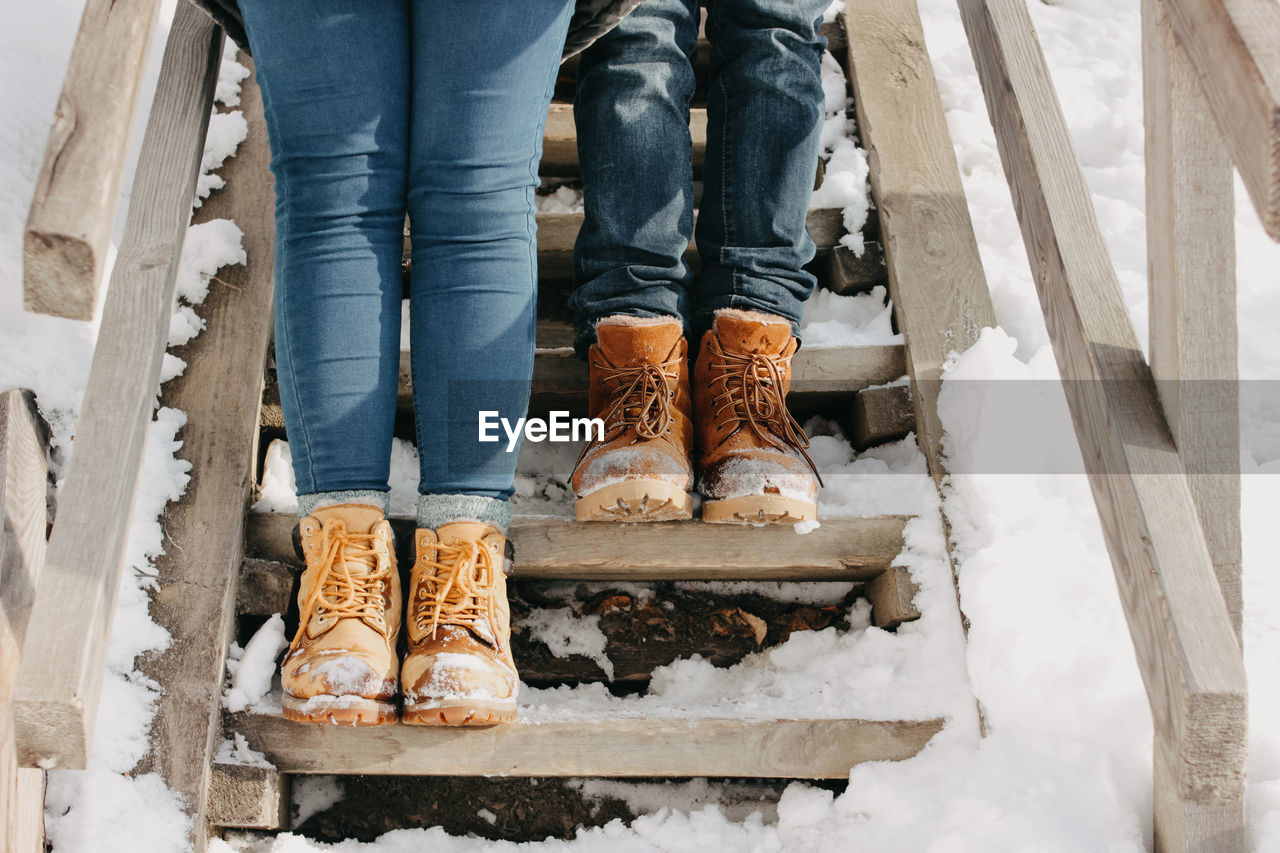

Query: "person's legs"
left=237, top=0, right=410, bottom=725
left=569, top=0, right=701, bottom=357
left=400, top=0, right=574, bottom=726
left=405, top=0, right=575, bottom=532
left=238, top=0, right=410, bottom=516
left=693, top=0, right=828, bottom=341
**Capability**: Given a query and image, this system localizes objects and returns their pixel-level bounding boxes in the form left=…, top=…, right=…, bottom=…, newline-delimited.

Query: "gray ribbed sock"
left=297, top=490, right=389, bottom=518
left=416, top=494, right=511, bottom=534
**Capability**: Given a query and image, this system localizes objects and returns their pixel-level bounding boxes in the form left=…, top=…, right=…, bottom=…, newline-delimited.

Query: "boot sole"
left=402, top=699, right=518, bottom=727
left=701, top=494, right=817, bottom=526
left=575, top=479, right=693, bottom=522
left=282, top=693, right=398, bottom=726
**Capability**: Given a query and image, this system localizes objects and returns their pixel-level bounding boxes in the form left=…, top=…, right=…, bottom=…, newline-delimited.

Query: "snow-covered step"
left=245, top=512, right=909, bottom=580
left=224, top=713, right=941, bottom=778
left=541, top=104, right=708, bottom=177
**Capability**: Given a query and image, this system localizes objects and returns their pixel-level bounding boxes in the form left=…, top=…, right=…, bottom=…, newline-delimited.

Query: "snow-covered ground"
left=2, top=0, right=1278, bottom=851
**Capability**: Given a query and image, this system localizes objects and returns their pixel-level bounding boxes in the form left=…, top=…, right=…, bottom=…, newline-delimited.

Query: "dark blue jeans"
left=570, top=0, right=828, bottom=356
left=237, top=0, right=574, bottom=502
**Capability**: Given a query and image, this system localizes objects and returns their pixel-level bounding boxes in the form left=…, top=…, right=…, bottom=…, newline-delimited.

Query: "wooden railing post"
left=12, top=3, right=225, bottom=770
left=1144, top=0, right=1245, bottom=847
left=1, top=390, right=51, bottom=853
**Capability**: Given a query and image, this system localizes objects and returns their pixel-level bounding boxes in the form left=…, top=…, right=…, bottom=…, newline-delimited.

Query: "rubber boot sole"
left=402, top=699, right=518, bottom=727
left=282, top=693, right=398, bottom=726
left=575, top=479, right=693, bottom=522
left=701, top=493, right=817, bottom=526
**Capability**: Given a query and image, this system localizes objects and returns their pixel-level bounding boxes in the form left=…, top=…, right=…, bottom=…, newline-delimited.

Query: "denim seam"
left=256, top=66, right=321, bottom=495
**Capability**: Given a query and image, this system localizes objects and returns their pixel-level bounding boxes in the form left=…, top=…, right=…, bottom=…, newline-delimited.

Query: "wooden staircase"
left=188, top=5, right=984, bottom=842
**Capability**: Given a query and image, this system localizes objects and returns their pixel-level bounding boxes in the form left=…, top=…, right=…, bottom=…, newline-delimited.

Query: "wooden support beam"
left=851, top=383, right=914, bottom=449
left=23, top=0, right=162, bottom=320
left=1144, top=0, right=1245, bottom=847
left=259, top=344, right=907, bottom=423
left=1162, top=0, right=1280, bottom=240
left=824, top=242, right=888, bottom=295
left=958, top=0, right=1247, bottom=816
left=0, top=391, right=50, bottom=853
left=541, top=104, right=708, bottom=176
left=843, top=0, right=998, bottom=486
left=13, top=3, right=224, bottom=770
left=246, top=512, right=908, bottom=580
left=226, top=712, right=943, bottom=778
left=134, top=55, right=276, bottom=853
left=207, top=763, right=290, bottom=831
left=866, top=566, right=921, bottom=630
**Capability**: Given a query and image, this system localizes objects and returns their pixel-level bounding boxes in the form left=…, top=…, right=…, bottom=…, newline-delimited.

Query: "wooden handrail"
left=13, top=2, right=224, bottom=770
left=958, top=0, right=1248, bottom=849
left=23, top=0, right=163, bottom=320
left=1163, top=0, right=1280, bottom=241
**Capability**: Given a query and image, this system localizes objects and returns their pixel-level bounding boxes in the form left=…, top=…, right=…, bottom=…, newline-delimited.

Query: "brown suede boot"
left=694, top=310, right=822, bottom=524
left=401, top=521, right=518, bottom=726
left=282, top=504, right=401, bottom=726
left=570, top=316, right=694, bottom=522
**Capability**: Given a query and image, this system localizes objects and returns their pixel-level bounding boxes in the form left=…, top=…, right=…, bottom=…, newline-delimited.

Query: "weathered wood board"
left=12, top=2, right=224, bottom=770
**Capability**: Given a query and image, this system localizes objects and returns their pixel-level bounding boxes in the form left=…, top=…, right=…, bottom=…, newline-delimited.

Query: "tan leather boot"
left=401, top=521, right=518, bottom=726
left=281, top=503, right=401, bottom=726
left=570, top=316, right=694, bottom=521
left=694, top=310, right=822, bottom=524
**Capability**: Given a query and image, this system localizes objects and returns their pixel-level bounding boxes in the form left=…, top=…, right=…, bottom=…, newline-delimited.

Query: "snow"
left=224, top=615, right=288, bottom=713
left=798, top=285, right=901, bottom=347
left=523, top=608, right=615, bottom=680
left=215, top=733, right=273, bottom=769
left=292, top=777, right=345, bottom=827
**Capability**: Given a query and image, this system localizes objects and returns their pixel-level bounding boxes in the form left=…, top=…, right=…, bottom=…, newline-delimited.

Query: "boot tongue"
left=713, top=311, right=793, bottom=356
left=309, top=504, right=385, bottom=575
left=435, top=520, right=502, bottom=548
left=310, top=503, right=384, bottom=535
left=596, top=319, right=684, bottom=368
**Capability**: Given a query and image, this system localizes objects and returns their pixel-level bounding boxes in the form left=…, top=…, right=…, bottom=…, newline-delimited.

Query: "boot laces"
left=413, top=540, right=499, bottom=643
left=292, top=521, right=389, bottom=649
left=709, top=346, right=824, bottom=486
left=573, top=355, right=681, bottom=471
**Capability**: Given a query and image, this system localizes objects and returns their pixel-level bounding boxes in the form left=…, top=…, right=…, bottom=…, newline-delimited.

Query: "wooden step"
left=245, top=512, right=909, bottom=580
left=401, top=209, right=846, bottom=280
left=542, top=104, right=708, bottom=177
left=258, top=344, right=907, bottom=423
left=224, top=712, right=942, bottom=778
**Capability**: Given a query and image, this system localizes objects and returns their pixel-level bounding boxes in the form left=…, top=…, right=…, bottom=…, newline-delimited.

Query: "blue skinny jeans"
left=570, top=0, right=829, bottom=356
left=236, top=0, right=575, bottom=503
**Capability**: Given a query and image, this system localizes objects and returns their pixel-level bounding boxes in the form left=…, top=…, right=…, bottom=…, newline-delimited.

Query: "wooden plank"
left=866, top=566, right=921, bottom=629
left=541, top=103, right=708, bottom=176
left=1144, top=0, right=1242, bottom=641
left=1144, top=1, right=1245, bottom=847
left=226, top=712, right=942, bottom=778
left=825, top=242, right=888, bottom=295
left=207, top=763, right=290, bottom=831
left=0, top=391, right=49, bottom=853
left=851, top=383, right=914, bottom=449
left=131, top=56, right=276, bottom=853
left=12, top=3, right=224, bottom=770
left=259, top=343, right=906, bottom=423
left=246, top=513, right=909, bottom=580
left=1162, top=0, right=1280, bottom=240
left=958, top=0, right=1247, bottom=806
left=534, top=208, right=846, bottom=279
left=23, top=0, right=162, bottom=320
left=844, top=0, right=998, bottom=486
